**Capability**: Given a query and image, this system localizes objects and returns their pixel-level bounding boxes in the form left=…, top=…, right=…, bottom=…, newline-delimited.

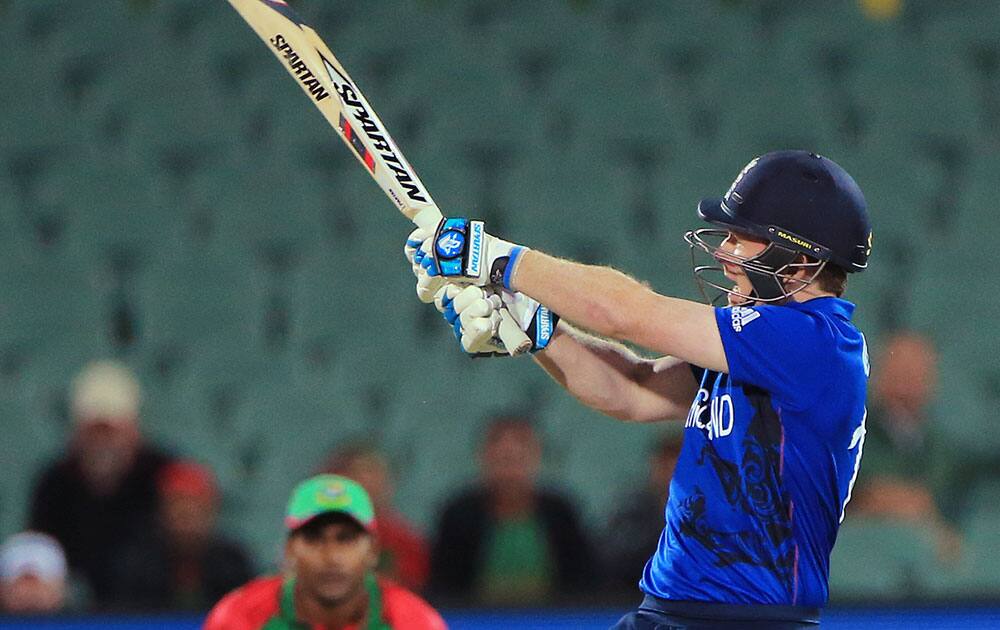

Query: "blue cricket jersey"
left=640, top=297, right=869, bottom=608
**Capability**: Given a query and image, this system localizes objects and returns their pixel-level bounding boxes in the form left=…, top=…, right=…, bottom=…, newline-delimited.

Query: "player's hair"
left=814, top=262, right=848, bottom=296
left=290, top=512, right=366, bottom=540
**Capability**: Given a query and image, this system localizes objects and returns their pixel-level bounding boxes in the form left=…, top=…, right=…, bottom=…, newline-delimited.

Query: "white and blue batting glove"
left=499, top=289, right=559, bottom=353
left=436, top=285, right=505, bottom=354
left=404, top=227, right=445, bottom=303
left=434, top=284, right=559, bottom=356
left=416, top=218, right=527, bottom=289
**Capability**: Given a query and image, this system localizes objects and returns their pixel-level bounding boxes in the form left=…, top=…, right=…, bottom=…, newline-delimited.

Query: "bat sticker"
left=339, top=114, right=376, bottom=173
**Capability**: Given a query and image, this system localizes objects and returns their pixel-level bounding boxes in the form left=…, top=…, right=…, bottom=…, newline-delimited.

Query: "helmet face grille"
left=684, top=228, right=826, bottom=305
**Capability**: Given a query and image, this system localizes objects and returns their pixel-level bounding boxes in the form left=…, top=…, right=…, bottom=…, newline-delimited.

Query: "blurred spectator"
left=429, top=415, right=595, bottom=605
left=110, top=460, right=254, bottom=611
left=28, top=360, right=174, bottom=606
left=602, top=432, right=683, bottom=596
left=0, top=532, right=67, bottom=615
left=851, top=332, right=962, bottom=560
left=321, top=443, right=429, bottom=592
left=204, top=475, right=445, bottom=629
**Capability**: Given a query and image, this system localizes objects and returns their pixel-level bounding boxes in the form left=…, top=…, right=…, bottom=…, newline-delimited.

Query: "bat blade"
left=225, top=0, right=533, bottom=355
left=226, top=0, right=438, bottom=224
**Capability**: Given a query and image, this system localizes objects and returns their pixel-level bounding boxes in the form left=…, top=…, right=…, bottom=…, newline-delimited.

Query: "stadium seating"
left=829, top=518, right=939, bottom=599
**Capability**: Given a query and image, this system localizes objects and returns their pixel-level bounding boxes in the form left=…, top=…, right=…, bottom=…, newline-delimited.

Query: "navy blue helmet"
left=686, top=151, right=873, bottom=303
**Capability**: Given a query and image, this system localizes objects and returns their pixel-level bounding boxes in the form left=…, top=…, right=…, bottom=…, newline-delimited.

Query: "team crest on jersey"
left=730, top=307, right=760, bottom=332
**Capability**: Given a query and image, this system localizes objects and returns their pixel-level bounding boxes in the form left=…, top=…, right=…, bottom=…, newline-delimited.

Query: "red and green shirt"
left=203, top=574, right=446, bottom=630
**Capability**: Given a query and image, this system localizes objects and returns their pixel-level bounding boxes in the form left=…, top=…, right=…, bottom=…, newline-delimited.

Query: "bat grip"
left=412, top=207, right=443, bottom=232
left=496, top=306, right=533, bottom=356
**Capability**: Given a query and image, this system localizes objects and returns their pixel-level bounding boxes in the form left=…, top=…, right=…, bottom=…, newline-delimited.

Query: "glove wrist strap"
left=528, top=308, right=559, bottom=353
left=498, top=246, right=527, bottom=290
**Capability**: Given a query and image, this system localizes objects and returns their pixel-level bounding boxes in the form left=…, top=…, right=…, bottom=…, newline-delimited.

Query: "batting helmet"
left=685, top=150, right=872, bottom=303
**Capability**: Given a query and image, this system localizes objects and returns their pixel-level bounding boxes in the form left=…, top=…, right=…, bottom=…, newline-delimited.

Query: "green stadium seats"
left=132, top=243, right=262, bottom=355
left=924, top=509, right=1000, bottom=597
left=37, top=156, right=183, bottom=256
left=829, top=518, right=938, bottom=599
left=0, top=390, right=62, bottom=540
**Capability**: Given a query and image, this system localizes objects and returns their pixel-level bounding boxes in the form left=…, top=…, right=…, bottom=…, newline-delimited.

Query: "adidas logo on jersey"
left=730, top=307, right=760, bottom=332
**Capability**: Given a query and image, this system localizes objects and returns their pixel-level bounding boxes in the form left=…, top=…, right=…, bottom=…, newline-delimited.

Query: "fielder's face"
left=286, top=515, right=377, bottom=609
left=715, top=231, right=770, bottom=305
left=0, top=574, right=66, bottom=614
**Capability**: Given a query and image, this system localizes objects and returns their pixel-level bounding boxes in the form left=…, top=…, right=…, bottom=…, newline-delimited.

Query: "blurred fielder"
left=204, top=475, right=445, bottom=630
left=406, top=150, right=873, bottom=628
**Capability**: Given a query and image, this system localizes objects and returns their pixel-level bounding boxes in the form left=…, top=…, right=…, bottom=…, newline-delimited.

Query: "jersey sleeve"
left=714, top=304, right=834, bottom=410
left=203, top=594, right=249, bottom=630
left=203, top=577, right=282, bottom=630
left=381, top=583, right=448, bottom=630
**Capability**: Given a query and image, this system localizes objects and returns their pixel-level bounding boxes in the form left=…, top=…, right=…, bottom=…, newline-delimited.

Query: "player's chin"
left=312, top=573, right=359, bottom=604
left=727, top=286, right=750, bottom=307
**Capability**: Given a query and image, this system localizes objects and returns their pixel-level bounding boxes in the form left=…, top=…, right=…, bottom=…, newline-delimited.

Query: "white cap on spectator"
left=0, top=532, right=67, bottom=582
left=71, top=360, right=141, bottom=424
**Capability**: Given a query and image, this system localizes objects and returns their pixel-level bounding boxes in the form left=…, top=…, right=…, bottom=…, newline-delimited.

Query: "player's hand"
left=497, top=289, right=559, bottom=352
left=435, top=285, right=505, bottom=354
left=436, top=284, right=559, bottom=356
left=414, top=218, right=527, bottom=288
left=404, top=227, right=445, bottom=303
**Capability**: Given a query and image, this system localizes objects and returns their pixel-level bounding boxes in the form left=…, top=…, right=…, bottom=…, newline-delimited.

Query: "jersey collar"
left=786, top=295, right=855, bottom=320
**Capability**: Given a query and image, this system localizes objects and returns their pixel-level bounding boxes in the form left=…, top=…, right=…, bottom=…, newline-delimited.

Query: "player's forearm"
left=534, top=324, right=649, bottom=421
left=510, top=249, right=726, bottom=370
left=511, top=250, right=650, bottom=340
left=534, top=322, right=690, bottom=422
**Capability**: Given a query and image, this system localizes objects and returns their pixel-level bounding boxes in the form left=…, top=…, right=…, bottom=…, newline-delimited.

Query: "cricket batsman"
left=405, top=150, right=873, bottom=628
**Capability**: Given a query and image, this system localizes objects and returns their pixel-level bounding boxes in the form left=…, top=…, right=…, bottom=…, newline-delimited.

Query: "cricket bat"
left=226, top=0, right=532, bottom=355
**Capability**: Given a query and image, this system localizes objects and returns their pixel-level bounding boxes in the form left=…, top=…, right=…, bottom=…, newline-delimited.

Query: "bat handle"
left=497, top=307, right=533, bottom=356
left=412, top=207, right=443, bottom=232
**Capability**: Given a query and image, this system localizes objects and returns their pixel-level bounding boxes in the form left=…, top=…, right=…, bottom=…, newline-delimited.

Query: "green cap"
left=284, top=474, right=376, bottom=533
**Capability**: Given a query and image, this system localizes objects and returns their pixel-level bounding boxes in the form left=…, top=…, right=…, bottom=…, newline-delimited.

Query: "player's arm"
left=511, top=250, right=728, bottom=373
left=413, top=219, right=728, bottom=370
left=534, top=322, right=699, bottom=422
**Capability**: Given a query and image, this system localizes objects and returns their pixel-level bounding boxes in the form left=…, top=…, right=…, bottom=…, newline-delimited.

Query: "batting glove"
left=404, top=227, right=445, bottom=303
left=415, top=218, right=527, bottom=289
left=436, top=285, right=559, bottom=356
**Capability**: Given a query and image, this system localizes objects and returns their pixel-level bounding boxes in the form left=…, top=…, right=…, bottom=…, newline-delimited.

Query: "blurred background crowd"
left=3, top=358, right=687, bottom=613
left=3, top=0, right=1000, bottom=620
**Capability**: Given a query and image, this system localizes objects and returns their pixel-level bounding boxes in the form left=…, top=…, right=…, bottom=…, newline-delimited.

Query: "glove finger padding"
left=407, top=228, right=444, bottom=303
left=434, top=284, right=463, bottom=320
left=432, top=284, right=449, bottom=314
left=461, top=315, right=500, bottom=353
left=451, top=286, right=503, bottom=353
left=453, top=285, right=491, bottom=316
left=404, top=227, right=433, bottom=265
left=416, top=267, right=445, bottom=304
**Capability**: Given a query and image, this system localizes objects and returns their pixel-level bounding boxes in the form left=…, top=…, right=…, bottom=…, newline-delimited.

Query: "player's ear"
left=786, top=254, right=813, bottom=282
